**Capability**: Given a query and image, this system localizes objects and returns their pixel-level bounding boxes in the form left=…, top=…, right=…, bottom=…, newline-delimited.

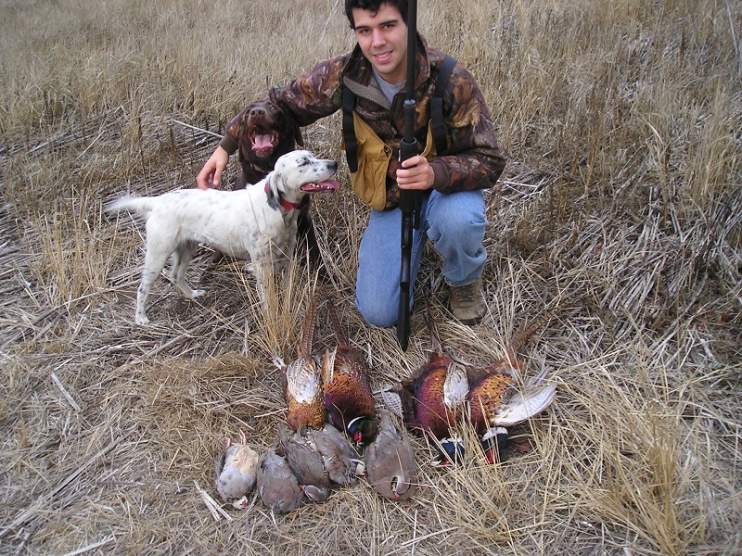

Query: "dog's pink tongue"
left=251, top=134, right=274, bottom=154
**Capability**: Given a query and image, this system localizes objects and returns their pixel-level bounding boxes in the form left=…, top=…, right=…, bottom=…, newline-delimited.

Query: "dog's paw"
left=190, top=289, right=206, bottom=299
left=135, top=314, right=150, bottom=325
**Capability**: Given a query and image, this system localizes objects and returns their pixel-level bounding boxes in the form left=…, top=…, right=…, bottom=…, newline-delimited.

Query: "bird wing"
left=491, top=383, right=557, bottom=427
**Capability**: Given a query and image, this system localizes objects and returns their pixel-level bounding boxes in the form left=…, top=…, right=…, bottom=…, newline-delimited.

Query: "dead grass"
left=0, top=0, right=740, bottom=554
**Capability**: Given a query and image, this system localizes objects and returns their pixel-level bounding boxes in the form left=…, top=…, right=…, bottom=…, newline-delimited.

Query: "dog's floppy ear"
left=293, top=126, right=304, bottom=148
left=282, top=109, right=304, bottom=148
left=265, top=171, right=284, bottom=211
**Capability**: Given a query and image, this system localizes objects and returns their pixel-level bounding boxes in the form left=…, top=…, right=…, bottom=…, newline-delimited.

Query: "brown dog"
left=233, top=99, right=304, bottom=187
left=232, top=100, right=318, bottom=262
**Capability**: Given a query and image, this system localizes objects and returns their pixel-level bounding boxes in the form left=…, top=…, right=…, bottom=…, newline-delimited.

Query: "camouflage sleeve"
left=428, top=65, right=506, bottom=193
left=268, top=55, right=347, bottom=127
left=219, top=113, right=242, bottom=154
left=218, top=55, right=347, bottom=154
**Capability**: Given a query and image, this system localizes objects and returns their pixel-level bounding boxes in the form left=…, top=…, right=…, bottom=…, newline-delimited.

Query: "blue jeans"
left=355, top=189, right=486, bottom=327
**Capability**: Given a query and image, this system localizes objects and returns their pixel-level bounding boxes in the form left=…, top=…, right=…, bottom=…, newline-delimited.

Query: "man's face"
left=352, top=3, right=408, bottom=84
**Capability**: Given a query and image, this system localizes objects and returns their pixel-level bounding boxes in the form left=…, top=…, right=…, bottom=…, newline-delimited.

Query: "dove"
left=278, top=426, right=331, bottom=502
left=257, top=449, right=304, bottom=514
left=363, top=412, right=417, bottom=501
left=307, top=423, right=362, bottom=486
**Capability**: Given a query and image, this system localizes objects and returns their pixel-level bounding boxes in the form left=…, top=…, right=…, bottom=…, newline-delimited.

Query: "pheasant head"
left=346, top=415, right=378, bottom=448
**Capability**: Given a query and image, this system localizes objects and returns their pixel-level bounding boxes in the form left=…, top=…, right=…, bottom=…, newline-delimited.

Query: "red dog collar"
left=265, top=183, right=299, bottom=212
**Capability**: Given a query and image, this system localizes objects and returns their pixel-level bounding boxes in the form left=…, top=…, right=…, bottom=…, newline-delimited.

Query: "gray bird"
left=364, top=412, right=418, bottom=502
left=214, top=431, right=260, bottom=510
left=307, top=423, right=362, bottom=486
left=257, top=449, right=304, bottom=514
left=278, top=426, right=331, bottom=502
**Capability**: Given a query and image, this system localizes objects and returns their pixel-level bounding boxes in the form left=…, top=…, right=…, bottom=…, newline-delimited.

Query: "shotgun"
left=396, top=0, right=419, bottom=351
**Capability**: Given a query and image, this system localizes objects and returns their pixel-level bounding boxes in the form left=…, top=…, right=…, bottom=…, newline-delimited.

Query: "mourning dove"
left=257, top=449, right=304, bottom=514
left=278, top=426, right=331, bottom=502
left=307, top=423, right=362, bottom=486
left=364, top=412, right=417, bottom=501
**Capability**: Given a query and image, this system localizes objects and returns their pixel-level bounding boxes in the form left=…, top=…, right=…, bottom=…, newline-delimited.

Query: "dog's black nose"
left=249, top=107, right=267, bottom=118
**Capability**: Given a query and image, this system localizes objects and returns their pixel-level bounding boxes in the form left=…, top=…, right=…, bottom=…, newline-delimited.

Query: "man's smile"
left=373, top=51, right=393, bottom=64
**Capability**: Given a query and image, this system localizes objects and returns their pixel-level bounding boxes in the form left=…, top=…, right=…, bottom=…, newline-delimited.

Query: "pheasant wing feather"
left=491, top=383, right=557, bottom=427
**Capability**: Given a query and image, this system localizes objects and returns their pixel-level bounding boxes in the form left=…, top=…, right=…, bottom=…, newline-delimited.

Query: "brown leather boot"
left=449, top=278, right=486, bottom=325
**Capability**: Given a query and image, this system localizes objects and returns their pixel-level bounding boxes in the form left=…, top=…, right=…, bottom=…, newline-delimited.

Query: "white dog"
left=106, top=150, right=339, bottom=324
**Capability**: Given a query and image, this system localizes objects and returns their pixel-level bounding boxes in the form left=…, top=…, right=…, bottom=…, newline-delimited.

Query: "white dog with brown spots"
left=106, top=150, right=339, bottom=324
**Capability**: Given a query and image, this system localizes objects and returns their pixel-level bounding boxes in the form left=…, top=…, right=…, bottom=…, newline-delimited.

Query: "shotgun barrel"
left=396, top=0, right=419, bottom=351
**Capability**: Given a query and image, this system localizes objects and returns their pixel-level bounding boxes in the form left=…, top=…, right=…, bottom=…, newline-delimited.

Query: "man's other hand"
left=196, top=146, right=230, bottom=189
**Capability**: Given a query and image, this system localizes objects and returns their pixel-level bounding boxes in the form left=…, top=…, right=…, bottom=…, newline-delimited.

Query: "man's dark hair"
left=344, top=0, right=408, bottom=29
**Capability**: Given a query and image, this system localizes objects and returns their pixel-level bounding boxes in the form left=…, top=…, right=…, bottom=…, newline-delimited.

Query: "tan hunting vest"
left=349, top=113, right=436, bottom=211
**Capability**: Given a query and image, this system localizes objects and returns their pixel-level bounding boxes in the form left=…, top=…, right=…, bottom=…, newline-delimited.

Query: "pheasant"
left=400, top=354, right=469, bottom=466
left=214, top=431, right=260, bottom=510
left=392, top=308, right=469, bottom=466
left=321, top=299, right=377, bottom=447
left=363, top=411, right=417, bottom=501
left=281, top=296, right=325, bottom=431
left=257, top=449, right=304, bottom=514
left=466, top=319, right=556, bottom=463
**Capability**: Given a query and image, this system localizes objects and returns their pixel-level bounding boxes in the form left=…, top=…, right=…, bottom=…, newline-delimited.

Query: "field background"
left=0, top=0, right=740, bottom=554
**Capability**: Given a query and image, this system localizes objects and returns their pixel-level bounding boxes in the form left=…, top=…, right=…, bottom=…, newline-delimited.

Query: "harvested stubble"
left=0, top=0, right=740, bottom=554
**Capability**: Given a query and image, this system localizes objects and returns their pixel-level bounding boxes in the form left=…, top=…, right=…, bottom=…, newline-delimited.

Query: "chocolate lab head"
left=237, top=99, right=304, bottom=187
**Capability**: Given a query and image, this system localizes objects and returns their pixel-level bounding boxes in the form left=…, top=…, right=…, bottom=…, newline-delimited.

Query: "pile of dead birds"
left=214, top=296, right=557, bottom=514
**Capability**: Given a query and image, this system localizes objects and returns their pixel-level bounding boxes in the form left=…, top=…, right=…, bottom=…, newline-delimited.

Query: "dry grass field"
left=1, top=0, right=740, bottom=554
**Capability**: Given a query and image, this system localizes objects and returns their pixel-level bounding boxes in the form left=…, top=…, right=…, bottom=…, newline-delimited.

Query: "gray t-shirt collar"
left=372, top=68, right=405, bottom=104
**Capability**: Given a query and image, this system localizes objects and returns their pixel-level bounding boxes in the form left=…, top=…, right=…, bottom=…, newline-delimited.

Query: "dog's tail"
left=104, top=195, right=157, bottom=218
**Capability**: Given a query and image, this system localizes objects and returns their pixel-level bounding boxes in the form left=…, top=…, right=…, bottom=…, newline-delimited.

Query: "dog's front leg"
left=246, top=260, right=270, bottom=303
left=286, top=228, right=298, bottom=268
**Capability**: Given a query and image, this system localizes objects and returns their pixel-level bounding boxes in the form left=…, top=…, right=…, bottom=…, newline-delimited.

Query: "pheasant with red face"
left=387, top=310, right=469, bottom=466
left=466, top=319, right=557, bottom=463
left=398, top=353, right=469, bottom=466
left=321, top=300, right=377, bottom=447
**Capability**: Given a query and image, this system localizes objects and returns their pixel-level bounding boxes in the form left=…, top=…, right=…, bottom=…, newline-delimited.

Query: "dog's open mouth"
left=300, top=179, right=341, bottom=192
left=250, top=132, right=278, bottom=156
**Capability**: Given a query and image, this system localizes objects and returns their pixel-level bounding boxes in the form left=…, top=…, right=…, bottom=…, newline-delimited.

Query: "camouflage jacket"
left=220, top=35, right=506, bottom=210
